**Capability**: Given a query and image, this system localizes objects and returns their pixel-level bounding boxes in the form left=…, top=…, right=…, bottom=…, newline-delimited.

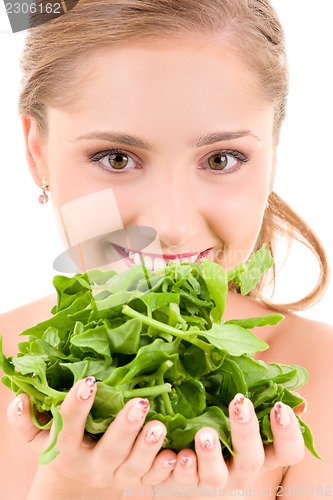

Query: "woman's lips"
left=113, top=245, right=211, bottom=271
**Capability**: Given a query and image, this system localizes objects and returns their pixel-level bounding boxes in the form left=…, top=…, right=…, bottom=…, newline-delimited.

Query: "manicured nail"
left=274, top=402, right=291, bottom=427
left=180, top=456, right=192, bottom=468
left=293, top=393, right=308, bottom=415
left=163, top=459, right=176, bottom=469
left=199, top=432, right=215, bottom=450
left=127, top=399, right=149, bottom=423
left=77, top=376, right=96, bottom=401
left=146, top=425, right=165, bottom=444
left=233, top=393, right=251, bottom=423
left=15, top=396, right=23, bottom=417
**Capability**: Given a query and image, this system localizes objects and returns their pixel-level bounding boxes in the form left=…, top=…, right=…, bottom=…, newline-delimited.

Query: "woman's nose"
left=133, top=174, right=199, bottom=249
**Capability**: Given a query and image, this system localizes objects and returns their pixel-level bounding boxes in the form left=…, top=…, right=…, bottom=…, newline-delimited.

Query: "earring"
left=38, top=177, right=49, bottom=204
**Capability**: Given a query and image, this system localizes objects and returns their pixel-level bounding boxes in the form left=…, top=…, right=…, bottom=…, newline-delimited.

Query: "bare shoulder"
left=0, top=294, right=56, bottom=355
left=267, top=310, right=333, bottom=367
left=0, top=295, right=57, bottom=499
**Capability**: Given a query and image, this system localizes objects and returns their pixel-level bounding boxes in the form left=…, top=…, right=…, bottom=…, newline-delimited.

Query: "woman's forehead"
left=50, top=41, right=271, bottom=130
left=49, top=45, right=274, bottom=150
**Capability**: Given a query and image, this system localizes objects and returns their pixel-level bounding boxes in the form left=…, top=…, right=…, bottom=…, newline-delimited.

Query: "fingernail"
left=180, top=456, right=192, bottom=468
left=295, top=398, right=308, bottom=416
left=163, top=459, right=176, bottom=469
left=15, top=396, right=23, bottom=417
left=274, top=402, right=291, bottom=427
left=127, top=399, right=149, bottom=423
left=77, top=376, right=96, bottom=401
left=299, top=399, right=308, bottom=414
left=233, top=393, right=251, bottom=423
left=199, top=432, right=215, bottom=450
left=146, top=425, right=165, bottom=444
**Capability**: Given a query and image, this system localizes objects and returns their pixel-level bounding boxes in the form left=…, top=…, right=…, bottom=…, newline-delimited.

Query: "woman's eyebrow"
left=71, top=130, right=260, bottom=150
left=193, top=131, right=260, bottom=147
left=71, top=132, right=154, bottom=151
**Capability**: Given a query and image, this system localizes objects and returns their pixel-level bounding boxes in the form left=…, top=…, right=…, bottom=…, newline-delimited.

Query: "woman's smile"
left=113, top=245, right=212, bottom=270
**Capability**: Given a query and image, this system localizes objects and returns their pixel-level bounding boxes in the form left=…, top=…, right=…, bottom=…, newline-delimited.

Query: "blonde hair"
left=18, top=0, right=329, bottom=311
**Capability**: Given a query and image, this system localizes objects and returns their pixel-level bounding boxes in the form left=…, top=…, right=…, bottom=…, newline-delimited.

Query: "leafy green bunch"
left=0, top=248, right=319, bottom=464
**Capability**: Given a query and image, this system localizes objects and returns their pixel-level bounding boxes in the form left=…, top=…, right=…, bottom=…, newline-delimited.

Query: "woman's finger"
left=55, top=376, right=97, bottom=453
left=7, top=394, right=43, bottom=446
left=92, top=397, right=151, bottom=472
left=115, top=420, right=168, bottom=485
left=227, top=394, right=265, bottom=487
left=265, top=402, right=305, bottom=467
left=141, top=449, right=177, bottom=486
left=194, top=427, right=228, bottom=489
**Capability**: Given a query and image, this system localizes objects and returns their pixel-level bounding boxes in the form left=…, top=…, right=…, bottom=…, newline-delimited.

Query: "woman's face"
left=29, top=39, right=276, bottom=272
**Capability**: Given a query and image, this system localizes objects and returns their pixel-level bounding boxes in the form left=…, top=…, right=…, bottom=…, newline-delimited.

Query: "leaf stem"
left=124, top=383, right=172, bottom=399
left=122, top=305, right=212, bottom=354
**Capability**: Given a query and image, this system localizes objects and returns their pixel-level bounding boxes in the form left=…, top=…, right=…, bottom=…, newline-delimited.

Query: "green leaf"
left=139, top=292, right=180, bottom=313
left=229, top=355, right=269, bottom=388
left=38, top=404, right=63, bottom=465
left=70, top=325, right=112, bottom=362
left=106, top=318, right=141, bottom=354
left=233, top=247, right=274, bottom=295
left=202, top=323, right=269, bottom=355
left=225, top=314, right=284, bottom=329
left=170, top=380, right=206, bottom=418
left=297, top=416, right=322, bottom=459
left=200, top=259, right=228, bottom=322
left=13, top=355, right=48, bottom=386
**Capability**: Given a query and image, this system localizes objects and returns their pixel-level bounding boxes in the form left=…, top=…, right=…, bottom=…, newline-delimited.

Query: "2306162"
left=5, top=3, right=62, bottom=14
left=276, top=485, right=332, bottom=497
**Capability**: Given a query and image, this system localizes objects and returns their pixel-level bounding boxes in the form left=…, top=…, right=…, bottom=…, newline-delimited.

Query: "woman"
left=1, top=0, right=332, bottom=498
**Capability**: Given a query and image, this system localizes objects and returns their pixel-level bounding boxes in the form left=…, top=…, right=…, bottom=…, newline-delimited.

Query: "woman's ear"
left=21, top=116, right=48, bottom=187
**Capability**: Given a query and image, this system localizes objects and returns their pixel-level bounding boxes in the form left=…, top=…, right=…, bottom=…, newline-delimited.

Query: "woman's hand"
left=7, top=379, right=306, bottom=499
left=157, top=393, right=305, bottom=496
left=7, top=377, right=177, bottom=498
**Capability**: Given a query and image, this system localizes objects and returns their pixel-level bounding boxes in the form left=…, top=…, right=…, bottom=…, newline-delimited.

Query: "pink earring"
left=38, top=178, right=49, bottom=204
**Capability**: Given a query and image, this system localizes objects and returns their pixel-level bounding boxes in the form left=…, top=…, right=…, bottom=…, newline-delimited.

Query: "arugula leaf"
left=232, top=246, right=274, bottom=295
left=202, top=323, right=269, bottom=355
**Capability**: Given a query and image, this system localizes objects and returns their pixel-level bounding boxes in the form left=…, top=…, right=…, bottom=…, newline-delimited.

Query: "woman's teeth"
left=128, top=251, right=201, bottom=271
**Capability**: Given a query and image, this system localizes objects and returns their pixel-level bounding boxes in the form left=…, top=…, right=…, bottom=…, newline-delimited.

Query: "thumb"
left=7, top=394, right=50, bottom=450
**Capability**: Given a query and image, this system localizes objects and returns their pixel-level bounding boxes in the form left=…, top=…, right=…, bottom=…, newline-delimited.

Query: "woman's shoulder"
left=0, top=294, right=56, bottom=355
left=0, top=295, right=57, bottom=498
left=228, top=291, right=333, bottom=373
left=266, top=307, right=333, bottom=367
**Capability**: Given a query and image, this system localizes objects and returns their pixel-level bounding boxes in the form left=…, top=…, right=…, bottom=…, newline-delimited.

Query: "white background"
left=0, top=1, right=332, bottom=323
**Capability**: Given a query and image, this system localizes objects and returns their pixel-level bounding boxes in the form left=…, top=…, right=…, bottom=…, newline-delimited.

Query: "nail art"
left=127, top=399, right=149, bottom=423
left=199, top=432, right=215, bottom=450
left=274, top=402, right=291, bottom=427
left=163, top=459, right=176, bottom=469
left=233, top=393, right=250, bottom=423
left=180, top=456, right=192, bottom=468
left=77, top=376, right=96, bottom=401
left=146, top=425, right=165, bottom=444
left=15, top=397, right=23, bottom=417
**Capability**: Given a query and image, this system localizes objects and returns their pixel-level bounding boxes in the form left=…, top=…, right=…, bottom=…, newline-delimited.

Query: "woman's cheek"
left=211, top=192, right=266, bottom=268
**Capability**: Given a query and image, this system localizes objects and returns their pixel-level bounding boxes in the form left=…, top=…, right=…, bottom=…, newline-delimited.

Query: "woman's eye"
left=208, top=153, right=235, bottom=171
left=89, top=149, right=139, bottom=172
left=204, top=150, right=249, bottom=174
